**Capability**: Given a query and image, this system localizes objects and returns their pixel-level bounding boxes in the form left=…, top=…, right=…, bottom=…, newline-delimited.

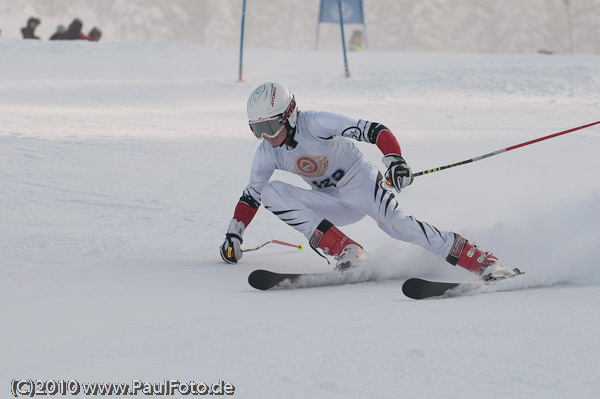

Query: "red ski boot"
left=446, top=234, right=518, bottom=280
left=310, top=220, right=368, bottom=271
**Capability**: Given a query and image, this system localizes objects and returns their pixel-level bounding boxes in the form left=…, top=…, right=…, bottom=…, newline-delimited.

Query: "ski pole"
left=242, top=239, right=305, bottom=253
left=413, top=120, right=600, bottom=177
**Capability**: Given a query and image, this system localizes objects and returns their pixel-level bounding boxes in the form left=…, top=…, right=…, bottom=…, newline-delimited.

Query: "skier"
left=220, top=82, right=518, bottom=280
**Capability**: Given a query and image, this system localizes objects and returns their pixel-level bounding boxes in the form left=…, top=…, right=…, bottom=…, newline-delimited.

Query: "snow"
left=2, top=38, right=600, bottom=398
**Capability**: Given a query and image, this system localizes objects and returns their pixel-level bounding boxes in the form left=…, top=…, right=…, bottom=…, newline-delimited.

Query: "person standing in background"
left=348, top=30, right=365, bottom=52
left=21, top=17, right=41, bottom=39
left=88, top=27, right=102, bottom=42
left=49, top=25, right=67, bottom=40
left=62, top=18, right=88, bottom=40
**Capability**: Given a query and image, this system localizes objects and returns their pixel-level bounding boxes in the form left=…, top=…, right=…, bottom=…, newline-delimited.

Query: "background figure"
left=21, top=17, right=41, bottom=39
left=49, top=25, right=66, bottom=40
left=88, top=27, right=102, bottom=41
left=62, top=18, right=87, bottom=40
left=348, top=30, right=365, bottom=52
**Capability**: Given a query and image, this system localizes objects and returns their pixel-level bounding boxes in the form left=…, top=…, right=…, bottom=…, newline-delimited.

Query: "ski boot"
left=446, top=234, right=520, bottom=280
left=310, top=220, right=368, bottom=271
left=335, top=243, right=369, bottom=271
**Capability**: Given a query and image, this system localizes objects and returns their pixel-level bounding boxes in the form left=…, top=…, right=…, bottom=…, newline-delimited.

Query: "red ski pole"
left=414, top=120, right=600, bottom=177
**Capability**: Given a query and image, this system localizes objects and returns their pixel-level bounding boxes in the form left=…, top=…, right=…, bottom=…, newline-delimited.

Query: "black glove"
left=220, top=219, right=245, bottom=264
left=382, top=154, right=413, bottom=192
left=220, top=234, right=243, bottom=264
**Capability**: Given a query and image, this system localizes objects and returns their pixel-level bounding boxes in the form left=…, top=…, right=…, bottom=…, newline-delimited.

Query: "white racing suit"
left=241, top=110, right=456, bottom=259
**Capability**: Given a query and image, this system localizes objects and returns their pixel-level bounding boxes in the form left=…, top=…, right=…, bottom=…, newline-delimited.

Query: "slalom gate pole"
left=238, top=0, right=247, bottom=82
left=414, top=120, right=600, bottom=177
left=242, top=240, right=305, bottom=253
left=337, top=0, right=350, bottom=78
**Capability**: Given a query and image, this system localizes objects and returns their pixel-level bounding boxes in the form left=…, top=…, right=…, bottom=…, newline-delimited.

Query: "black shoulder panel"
left=366, top=123, right=389, bottom=144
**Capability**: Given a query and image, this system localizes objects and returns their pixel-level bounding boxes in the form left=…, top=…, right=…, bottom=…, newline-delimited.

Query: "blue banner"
left=318, top=0, right=364, bottom=24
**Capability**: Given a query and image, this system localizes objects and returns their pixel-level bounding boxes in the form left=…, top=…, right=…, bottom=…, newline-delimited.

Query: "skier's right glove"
left=383, top=154, right=413, bottom=192
left=220, top=219, right=245, bottom=264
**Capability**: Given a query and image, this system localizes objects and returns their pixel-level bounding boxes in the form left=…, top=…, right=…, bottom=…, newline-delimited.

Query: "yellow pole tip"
left=298, top=243, right=305, bottom=251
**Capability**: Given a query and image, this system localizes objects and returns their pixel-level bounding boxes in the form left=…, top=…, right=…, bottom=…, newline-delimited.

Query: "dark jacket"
left=21, top=27, right=39, bottom=39
left=62, top=29, right=88, bottom=40
left=63, top=20, right=88, bottom=40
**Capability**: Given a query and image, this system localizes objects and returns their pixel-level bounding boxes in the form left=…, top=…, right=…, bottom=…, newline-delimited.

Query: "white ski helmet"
left=247, top=82, right=298, bottom=139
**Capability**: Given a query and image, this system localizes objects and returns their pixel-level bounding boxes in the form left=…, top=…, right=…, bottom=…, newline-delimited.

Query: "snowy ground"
left=1, top=39, right=600, bottom=398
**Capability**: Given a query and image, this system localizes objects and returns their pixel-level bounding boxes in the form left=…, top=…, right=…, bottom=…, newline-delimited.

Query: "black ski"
left=248, top=270, right=303, bottom=290
left=249, top=268, right=524, bottom=295
left=248, top=268, right=379, bottom=291
left=402, top=278, right=474, bottom=299
left=402, top=269, right=524, bottom=300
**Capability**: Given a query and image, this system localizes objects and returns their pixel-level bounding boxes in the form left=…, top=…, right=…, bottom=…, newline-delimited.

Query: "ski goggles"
left=249, top=97, right=296, bottom=139
left=249, top=117, right=285, bottom=139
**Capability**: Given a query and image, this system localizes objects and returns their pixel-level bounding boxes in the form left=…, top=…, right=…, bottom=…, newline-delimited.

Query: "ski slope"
left=1, top=39, right=600, bottom=398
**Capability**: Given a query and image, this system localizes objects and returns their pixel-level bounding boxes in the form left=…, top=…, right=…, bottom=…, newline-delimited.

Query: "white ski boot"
left=480, top=262, right=521, bottom=281
left=334, top=243, right=369, bottom=271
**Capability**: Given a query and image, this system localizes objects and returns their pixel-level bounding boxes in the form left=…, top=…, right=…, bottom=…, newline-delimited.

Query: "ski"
left=249, top=268, right=525, bottom=294
left=402, top=269, right=524, bottom=300
left=248, top=270, right=304, bottom=290
left=402, top=278, right=474, bottom=299
left=248, top=268, right=380, bottom=291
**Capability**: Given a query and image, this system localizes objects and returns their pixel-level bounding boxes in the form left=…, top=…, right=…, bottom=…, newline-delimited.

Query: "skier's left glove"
left=383, top=154, right=413, bottom=192
left=220, top=219, right=245, bottom=264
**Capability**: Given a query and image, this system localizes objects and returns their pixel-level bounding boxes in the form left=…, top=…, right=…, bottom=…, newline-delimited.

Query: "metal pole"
left=238, top=0, right=247, bottom=82
left=338, top=0, right=350, bottom=77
